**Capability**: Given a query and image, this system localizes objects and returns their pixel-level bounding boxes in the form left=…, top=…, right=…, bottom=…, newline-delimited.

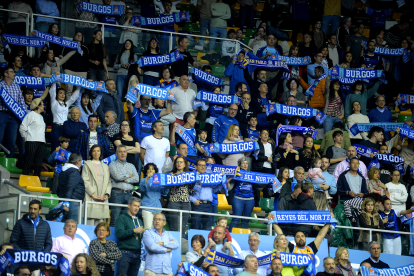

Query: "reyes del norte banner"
left=132, top=12, right=189, bottom=26
left=3, top=34, right=46, bottom=47
left=268, top=211, right=337, bottom=224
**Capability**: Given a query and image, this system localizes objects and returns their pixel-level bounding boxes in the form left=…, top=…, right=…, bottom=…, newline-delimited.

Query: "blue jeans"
left=88, top=68, right=107, bottom=82
left=191, top=202, right=213, bottom=230
left=322, top=15, right=340, bottom=35
left=209, top=27, right=227, bottom=52
left=159, top=38, right=176, bottom=55
left=229, top=197, right=254, bottom=231
left=117, top=250, right=141, bottom=276
left=63, top=202, right=79, bottom=223
left=109, top=190, right=132, bottom=227
left=117, top=74, right=128, bottom=97
left=199, top=19, right=210, bottom=47
left=36, top=22, right=51, bottom=33
left=240, top=5, right=254, bottom=31
left=143, top=75, right=159, bottom=87
left=323, top=115, right=343, bottom=133
left=0, top=112, right=21, bottom=157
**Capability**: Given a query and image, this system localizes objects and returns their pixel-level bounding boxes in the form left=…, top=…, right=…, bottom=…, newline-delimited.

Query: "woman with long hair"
left=87, top=30, right=109, bottom=82
left=167, top=156, right=195, bottom=234
left=346, top=101, right=370, bottom=144
left=39, top=47, right=76, bottom=76
left=89, top=223, right=121, bottom=276
left=320, top=45, right=333, bottom=69
left=70, top=253, right=100, bottom=276
left=217, top=124, right=252, bottom=167
left=82, top=145, right=112, bottom=225
left=113, top=120, right=140, bottom=167
left=47, top=24, right=63, bottom=58
left=141, top=38, right=162, bottom=86
left=114, top=40, right=138, bottom=97
left=156, top=66, right=178, bottom=88
left=281, top=78, right=306, bottom=107
left=323, top=78, right=345, bottom=133
left=74, top=89, right=103, bottom=126
left=340, top=52, right=354, bottom=69
left=385, top=169, right=408, bottom=211
left=271, top=234, right=294, bottom=276
left=280, top=45, right=304, bottom=96
left=334, top=247, right=356, bottom=276
left=275, top=132, right=299, bottom=173
left=122, top=64, right=141, bottom=99
left=358, top=197, right=384, bottom=250
left=367, top=167, right=390, bottom=197
left=265, top=166, right=290, bottom=210
left=73, top=0, right=98, bottom=43
left=298, top=136, right=320, bottom=172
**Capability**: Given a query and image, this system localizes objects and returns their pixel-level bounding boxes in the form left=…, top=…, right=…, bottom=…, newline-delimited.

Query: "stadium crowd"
left=0, top=0, right=414, bottom=275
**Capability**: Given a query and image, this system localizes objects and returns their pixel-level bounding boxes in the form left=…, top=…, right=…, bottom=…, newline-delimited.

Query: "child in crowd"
left=208, top=217, right=232, bottom=243
left=196, top=129, right=210, bottom=158
left=379, top=198, right=414, bottom=255
left=47, top=136, right=71, bottom=194
left=242, top=116, right=259, bottom=141
left=308, top=157, right=332, bottom=200
left=236, top=29, right=243, bottom=42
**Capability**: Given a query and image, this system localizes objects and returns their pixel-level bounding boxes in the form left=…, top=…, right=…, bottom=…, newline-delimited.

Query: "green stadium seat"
left=398, top=115, right=412, bottom=123
left=212, top=65, right=226, bottom=78
left=163, top=221, right=170, bottom=231
left=313, top=140, right=322, bottom=145
left=245, top=29, right=255, bottom=38
left=0, top=157, right=23, bottom=174
left=41, top=193, right=59, bottom=209
left=248, top=213, right=267, bottom=229
left=259, top=230, right=269, bottom=235
left=0, top=152, right=4, bottom=157
left=242, top=37, right=250, bottom=46
left=216, top=210, right=231, bottom=225
left=259, top=198, right=274, bottom=213
left=183, top=23, right=200, bottom=34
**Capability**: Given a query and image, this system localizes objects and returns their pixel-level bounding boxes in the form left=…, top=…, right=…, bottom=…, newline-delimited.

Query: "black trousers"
left=23, top=141, right=44, bottom=176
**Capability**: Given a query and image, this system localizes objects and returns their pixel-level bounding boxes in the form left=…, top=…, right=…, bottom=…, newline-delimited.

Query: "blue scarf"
left=360, top=264, right=412, bottom=276
left=266, top=103, right=327, bottom=124
left=190, top=68, right=224, bottom=89
left=400, top=211, right=414, bottom=223
left=233, top=169, right=283, bottom=193
left=13, top=75, right=50, bottom=90
left=0, top=249, right=70, bottom=276
left=125, top=87, right=139, bottom=103
left=32, top=30, right=83, bottom=55
left=55, top=149, right=70, bottom=163
left=209, top=141, right=260, bottom=159
left=77, top=1, right=124, bottom=15
left=239, top=58, right=289, bottom=72
left=349, top=123, right=406, bottom=136
left=276, top=126, right=317, bottom=146
left=178, top=262, right=211, bottom=276
left=163, top=80, right=179, bottom=90
left=102, top=154, right=117, bottom=165
left=397, top=0, right=405, bottom=7
left=132, top=12, right=190, bottom=26
left=397, top=127, right=414, bottom=140
left=274, top=55, right=312, bottom=65
left=329, top=66, right=383, bottom=79
left=3, top=34, right=46, bottom=48
left=134, top=50, right=183, bottom=67
left=151, top=171, right=197, bottom=186
left=136, top=82, right=177, bottom=103
left=175, top=124, right=197, bottom=153
left=196, top=173, right=228, bottom=195
left=268, top=210, right=337, bottom=224
left=305, top=73, right=326, bottom=97
left=0, top=86, right=27, bottom=121
left=50, top=73, right=108, bottom=93
left=395, top=94, right=414, bottom=106
left=185, top=156, right=238, bottom=176
left=363, top=41, right=411, bottom=63
left=196, top=90, right=239, bottom=105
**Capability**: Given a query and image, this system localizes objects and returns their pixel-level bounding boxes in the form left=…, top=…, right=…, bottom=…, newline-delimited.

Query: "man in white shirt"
left=327, top=34, right=341, bottom=67
left=170, top=75, right=198, bottom=125
left=51, top=219, right=87, bottom=265
left=233, top=233, right=267, bottom=276
left=140, top=120, right=170, bottom=171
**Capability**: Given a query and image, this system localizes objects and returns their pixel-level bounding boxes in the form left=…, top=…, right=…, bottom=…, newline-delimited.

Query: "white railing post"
left=101, top=24, right=105, bottom=44
left=169, top=33, right=173, bottom=53
left=179, top=211, right=183, bottom=242
left=17, top=194, right=22, bottom=220
left=30, top=13, right=35, bottom=57
left=235, top=41, right=239, bottom=55
left=369, top=230, right=372, bottom=242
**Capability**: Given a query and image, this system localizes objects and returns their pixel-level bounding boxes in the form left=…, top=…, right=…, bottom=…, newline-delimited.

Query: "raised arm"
left=313, top=223, right=330, bottom=249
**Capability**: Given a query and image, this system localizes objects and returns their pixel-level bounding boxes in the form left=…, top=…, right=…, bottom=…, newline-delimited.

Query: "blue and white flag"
left=0, top=249, right=70, bottom=276
left=268, top=210, right=337, bottom=224
left=360, top=264, right=413, bottom=276
left=132, top=12, right=190, bottom=26
left=77, top=1, right=124, bottom=15
left=136, top=83, right=177, bottom=103
left=349, top=123, right=407, bottom=136
left=396, top=0, right=406, bottom=8
left=151, top=172, right=197, bottom=186
left=184, top=156, right=237, bottom=176
left=13, top=75, right=51, bottom=90
left=32, top=30, right=83, bottom=55
left=3, top=34, right=46, bottom=48
left=162, top=80, right=179, bottom=90
left=135, top=50, right=183, bottom=67
left=208, top=141, right=260, bottom=159
left=190, top=68, right=224, bottom=88
left=395, top=94, right=414, bottom=106
left=0, top=86, right=27, bottom=121
left=353, top=144, right=378, bottom=158
left=176, top=124, right=196, bottom=153
left=196, top=90, right=239, bottom=105
left=197, top=173, right=228, bottom=195
left=239, top=58, right=289, bottom=72
left=276, top=126, right=317, bottom=146
left=125, top=87, right=139, bottom=103
left=397, top=127, right=414, bottom=140
left=266, top=103, right=327, bottom=124
left=274, top=55, right=312, bottom=65
left=178, top=262, right=212, bottom=276
left=233, top=169, right=282, bottom=193
left=329, top=66, right=383, bottom=79
left=102, top=154, right=117, bottom=165
left=305, top=73, right=326, bottom=97
left=55, top=149, right=70, bottom=163
left=50, top=73, right=107, bottom=93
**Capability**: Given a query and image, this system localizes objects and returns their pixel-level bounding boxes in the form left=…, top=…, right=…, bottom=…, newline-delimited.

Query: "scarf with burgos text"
left=349, top=123, right=407, bottom=136
left=274, top=55, right=312, bottom=65
left=363, top=41, right=410, bottom=62
left=395, top=94, right=414, bottom=107
left=329, top=66, right=383, bottom=79
left=0, top=249, right=70, bottom=276
left=13, top=75, right=50, bottom=90
left=50, top=73, right=107, bottom=93
left=233, top=168, right=282, bottom=193
left=32, top=30, right=83, bottom=55
left=132, top=12, right=190, bottom=26
left=132, top=50, right=183, bottom=67
left=189, top=68, right=225, bottom=90
left=276, top=126, right=317, bottom=146
left=2, top=34, right=46, bottom=48
left=396, top=127, right=414, bottom=140
left=126, top=84, right=177, bottom=103
left=196, top=90, right=240, bottom=105
left=77, top=1, right=124, bottom=15
left=208, top=141, right=260, bottom=159
left=304, top=73, right=327, bottom=97
left=177, top=262, right=212, bottom=276
left=186, top=156, right=237, bottom=176
left=266, top=103, right=327, bottom=125
left=0, top=86, right=27, bottom=121
left=360, top=264, right=414, bottom=276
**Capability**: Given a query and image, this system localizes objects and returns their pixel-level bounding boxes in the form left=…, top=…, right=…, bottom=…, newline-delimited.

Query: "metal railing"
left=3, top=180, right=31, bottom=195
left=0, top=8, right=31, bottom=55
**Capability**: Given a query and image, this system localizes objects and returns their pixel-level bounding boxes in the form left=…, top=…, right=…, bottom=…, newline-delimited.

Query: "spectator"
left=392, top=39, right=413, bottom=93
left=63, top=107, right=88, bottom=152
left=238, top=97, right=257, bottom=140
left=334, top=146, right=368, bottom=181
left=74, top=0, right=99, bottom=43
left=74, top=89, right=103, bottom=127
left=295, top=182, right=316, bottom=236
left=346, top=23, right=368, bottom=67
left=119, top=8, right=140, bottom=51
left=209, top=0, right=230, bottom=54
left=141, top=38, right=163, bottom=86
left=87, top=30, right=109, bottom=82
left=109, top=145, right=140, bottom=226
left=360, top=41, right=383, bottom=71
left=57, top=153, right=85, bottom=222
left=97, top=79, right=124, bottom=124
left=343, top=193, right=383, bottom=230
left=9, top=264, right=27, bottom=276
left=333, top=248, right=355, bottom=276
left=224, top=50, right=255, bottom=95
left=162, top=143, right=188, bottom=173
left=327, top=35, right=344, bottom=67
left=185, top=235, right=211, bottom=266
left=366, top=167, right=389, bottom=197
left=320, top=122, right=350, bottom=155
left=368, top=96, right=392, bottom=140
left=158, top=1, right=177, bottom=55
left=104, top=111, right=120, bottom=148
left=299, top=33, right=317, bottom=59
left=11, top=55, right=25, bottom=75
left=82, top=145, right=112, bottom=225
left=345, top=81, right=381, bottom=120
left=168, top=156, right=195, bottom=234
left=140, top=120, right=170, bottom=171
left=248, top=27, right=266, bottom=55
left=142, top=213, right=180, bottom=276
left=252, top=129, right=275, bottom=175
left=114, top=40, right=138, bottom=96
left=171, top=75, right=198, bottom=125
left=310, top=20, right=326, bottom=51
left=213, top=104, right=239, bottom=143
left=48, top=135, right=71, bottom=193
left=276, top=182, right=302, bottom=236
left=233, top=234, right=267, bottom=276
left=70, top=253, right=100, bottom=276
left=89, top=223, right=122, bottom=276
left=200, top=86, right=226, bottom=143
left=282, top=78, right=306, bottom=107
left=298, top=136, right=320, bottom=172
left=384, top=19, right=410, bottom=49
left=386, top=169, right=408, bottom=211
left=171, top=37, right=201, bottom=78
left=239, top=0, right=256, bottom=31
left=62, top=32, right=89, bottom=99
left=360, top=241, right=390, bottom=269
left=221, top=30, right=237, bottom=66
left=319, top=156, right=338, bottom=196
left=279, top=166, right=306, bottom=199
left=358, top=198, right=384, bottom=250
left=75, top=115, right=114, bottom=160
left=340, top=52, right=355, bottom=69
left=150, top=98, right=176, bottom=140
left=218, top=125, right=252, bottom=167
left=140, top=163, right=169, bottom=229
left=257, top=34, right=283, bottom=59
left=358, top=126, right=384, bottom=167
left=208, top=226, right=235, bottom=276
left=347, top=101, right=370, bottom=144
left=321, top=0, right=340, bottom=35
left=10, top=199, right=52, bottom=251
left=205, top=265, right=220, bottom=276
left=316, top=257, right=342, bottom=276
left=196, top=0, right=215, bottom=51
left=6, top=1, right=32, bottom=36
left=237, top=255, right=260, bottom=276
left=35, top=0, right=59, bottom=33
left=52, top=219, right=87, bottom=265
left=156, top=66, right=177, bottom=88
left=325, top=130, right=347, bottom=174
left=337, top=157, right=368, bottom=201
left=173, top=112, right=197, bottom=160
left=275, top=133, right=300, bottom=172
left=19, top=98, right=45, bottom=177
left=0, top=67, right=28, bottom=157
left=307, top=51, right=328, bottom=85
left=335, top=17, right=351, bottom=50
left=268, top=258, right=284, bottom=276
left=228, top=157, right=256, bottom=231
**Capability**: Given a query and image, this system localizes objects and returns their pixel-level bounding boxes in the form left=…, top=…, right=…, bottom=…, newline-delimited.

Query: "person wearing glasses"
left=119, top=8, right=140, bottom=50
left=306, top=51, right=328, bottom=85
left=89, top=223, right=122, bottom=276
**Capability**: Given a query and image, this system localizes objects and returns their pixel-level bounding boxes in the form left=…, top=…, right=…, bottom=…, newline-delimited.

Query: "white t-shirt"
left=263, top=142, right=272, bottom=168
left=89, top=132, right=98, bottom=151
left=141, top=135, right=170, bottom=170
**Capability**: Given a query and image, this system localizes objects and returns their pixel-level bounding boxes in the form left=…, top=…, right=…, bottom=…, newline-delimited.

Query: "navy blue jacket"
left=97, top=92, right=125, bottom=124
left=75, top=130, right=114, bottom=160
left=63, top=119, right=88, bottom=152
left=10, top=215, right=52, bottom=251
left=337, top=170, right=369, bottom=200
left=58, top=166, right=85, bottom=201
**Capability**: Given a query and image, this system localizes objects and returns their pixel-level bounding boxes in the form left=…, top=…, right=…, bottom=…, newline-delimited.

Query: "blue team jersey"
left=362, top=53, right=382, bottom=69
left=209, top=104, right=224, bottom=119
left=246, top=128, right=259, bottom=141
left=131, top=108, right=161, bottom=142
left=366, top=8, right=391, bottom=30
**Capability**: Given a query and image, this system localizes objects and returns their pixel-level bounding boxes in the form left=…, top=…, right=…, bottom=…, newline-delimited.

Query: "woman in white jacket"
left=346, top=101, right=370, bottom=144
left=386, top=169, right=409, bottom=211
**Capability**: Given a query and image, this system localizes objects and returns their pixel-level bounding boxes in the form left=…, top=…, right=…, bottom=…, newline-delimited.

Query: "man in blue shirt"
left=159, top=1, right=176, bottom=54
left=224, top=49, right=256, bottom=95
left=173, top=111, right=197, bottom=160
left=213, top=104, right=239, bottom=143
left=256, top=34, right=283, bottom=59
left=142, top=213, right=179, bottom=276
left=368, top=96, right=392, bottom=140
left=360, top=41, right=383, bottom=70
left=190, top=159, right=223, bottom=230
left=307, top=51, right=328, bottom=85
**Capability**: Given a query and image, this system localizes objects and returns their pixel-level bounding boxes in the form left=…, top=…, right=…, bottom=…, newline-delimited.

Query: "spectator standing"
left=360, top=241, right=390, bottom=269
left=335, top=17, right=351, bottom=50
left=368, top=96, right=392, bottom=140
left=35, top=0, right=59, bottom=33
left=97, top=79, right=124, bottom=124
left=282, top=78, right=307, bottom=107
left=82, top=145, right=112, bottom=225
left=213, top=104, right=239, bottom=143
left=71, top=254, right=100, bottom=276
left=170, top=37, right=201, bottom=78
left=298, top=136, right=320, bottom=172
left=6, top=1, right=32, bottom=36
left=218, top=125, right=252, bottom=167
left=325, top=130, right=347, bottom=174
left=115, top=197, right=145, bottom=276
left=119, top=8, right=140, bottom=50
left=319, top=156, right=338, bottom=196
left=307, top=51, right=328, bottom=85
left=0, top=67, right=28, bottom=157
left=276, top=183, right=302, bottom=236
left=141, top=39, right=163, bottom=86
left=159, top=1, right=176, bottom=55
left=247, top=28, right=266, bottom=55
left=89, top=223, right=122, bottom=276
left=173, top=112, right=197, bottom=160
left=52, top=220, right=87, bottom=266
left=239, top=0, right=256, bottom=31
left=113, top=120, right=140, bottom=169
left=275, top=133, right=300, bottom=172
left=299, top=33, right=317, bottom=59
left=346, top=23, right=368, bottom=66
left=114, top=40, right=138, bottom=96
left=162, top=143, right=188, bottom=173
left=74, top=0, right=98, bottom=43
left=358, top=198, right=384, bottom=250
left=310, top=20, right=326, bottom=51
left=346, top=101, right=370, bottom=144
left=224, top=50, right=255, bottom=95
left=358, top=126, right=384, bottom=167
left=344, top=81, right=380, bottom=119
left=323, top=79, right=344, bottom=133
left=170, top=75, right=198, bottom=125
left=39, top=47, right=76, bottom=76
left=63, top=107, right=88, bottom=152
left=208, top=226, right=235, bottom=276
left=57, top=154, right=85, bottom=222
left=150, top=98, right=178, bottom=140
left=104, top=111, right=120, bottom=149
left=384, top=19, right=410, bottom=49
left=10, top=199, right=52, bottom=251
left=221, top=29, right=237, bottom=66
left=19, top=98, right=45, bottom=177
left=209, top=0, right=230, bottom=53
left=337, top=157, right=368, bottom=201
left=321, top=0, right=340, bottom=35
left=88, top=30, right=109, bottom=82
left=295, top=182, right=316, bottom=236
left=327, top=34, right=344, bottom=67
left=142, top=213, right=179, bottom=276
left=386, top=170, right=408, bottom=211
left=252, top=129, right=275, bottom=174
left=109, top=145, right=140, bottom=226
left=197, top=0, right=216, bottom=50
left=233, top=234, right=267, bottom=276
left=140, top=121, right=170, bottom=171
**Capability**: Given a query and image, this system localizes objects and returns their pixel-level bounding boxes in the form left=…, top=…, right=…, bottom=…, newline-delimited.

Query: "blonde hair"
left=225, top=124, right=240, bottom=140
left=334, top=247, right=350, bottom=264
left=273, top=235, right=289, bottom=253
left=71, top=253, right=100, bottom=276
left=313, top=192, right=332, bottom=212
left=362, top=197, right=375, bottom=213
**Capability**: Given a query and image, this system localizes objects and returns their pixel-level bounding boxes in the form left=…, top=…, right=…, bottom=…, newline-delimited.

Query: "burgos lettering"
left=14, top=251, right=58, bottom=265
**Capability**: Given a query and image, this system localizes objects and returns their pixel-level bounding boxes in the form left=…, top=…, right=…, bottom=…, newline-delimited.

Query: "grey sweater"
left=210, top=3, right=231, bottom=29
left=113, top=52, right=138, bottom=75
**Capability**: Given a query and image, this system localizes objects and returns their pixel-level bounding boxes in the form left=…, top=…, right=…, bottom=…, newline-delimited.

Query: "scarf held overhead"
left=50, top=73, right=107, bottom=93
left=132, top=12, right=190, bottom=26
left=3, top=34, right=46, bottom=48
left=175, top=124, right=196, bottom=153
left=77, top=1, right=124, bottom=15
left=208, top=141, right=260, bottom=159
left=349, top=123, right=407, bottom=136
left=239, top=58, right=289, bottom=72
left=136, top=83, right=177, bottom=103
left=266, top=103, right=327, bottom=124
left=274, top=55, right=312, bottom=65
left=363, top=41, right=410, bottom=63
left=13, top=75, right=50, bottom=90
left=233, top=169, right=282, bottom=193
left=190, top=68, right=224, bottom=88
left=186, top=157, right=237, bottom=176
left=329, top=66, right=383, bottom=79
left=196, top=90, right=240, bottom=105
left=32, top=30, right=83, bottom=55
left=135, top=50, right=183, bottom=67
left=0, top=86, right=27, bottom=121
left=276, top=126, right=317, bottom=146
left=305, top=73, right=327, bottom=97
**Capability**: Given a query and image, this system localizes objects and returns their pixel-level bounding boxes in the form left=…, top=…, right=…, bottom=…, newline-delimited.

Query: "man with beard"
left=267, top=258, right=283, bottom=276
left=316, top=257, right=342, bottom=276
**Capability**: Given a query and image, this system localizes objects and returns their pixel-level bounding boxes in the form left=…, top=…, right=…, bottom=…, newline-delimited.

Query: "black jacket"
left=279, top=177, right=304, bottom=199
left=58, top=166, right=85, bottom=201
left=337, top=170, right=368, bottom=200
left=10, top=215, right=52, bottom=251
left=360, top=258, right=390, bottom=269
left=276, top=193, right=297, bottom=235
left=295, top=192, right=317, bottom=235
left=275, top=146, right=298, bottom=171
left=252, top=141, right=275, bottom=172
